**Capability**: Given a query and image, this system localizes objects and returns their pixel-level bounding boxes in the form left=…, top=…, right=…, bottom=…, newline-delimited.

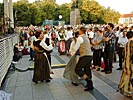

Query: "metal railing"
left=0, top=34, right=18, bottom=87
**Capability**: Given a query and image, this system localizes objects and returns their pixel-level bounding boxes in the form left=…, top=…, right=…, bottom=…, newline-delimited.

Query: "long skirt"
left=63, top=55, right=79, bottom=83
left=65, top=38, right=72, bottom=53
left=118, top=64, right=133, bottom=96
left=33, top=52, right=50, bottom=82
left=58, top=40, right=66, bottom=54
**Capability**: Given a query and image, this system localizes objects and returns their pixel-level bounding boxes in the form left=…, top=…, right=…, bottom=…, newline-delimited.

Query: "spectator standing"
left=102, top=23, right=115, bottom=74
left=86, top=27, right=94, bottom=44
left=29, top=31, right=36, bottom=61
left=92, top=29, right=103, bottom=71
left=22, top=30, right=29, bottom=49
left=116, top=31, right=128, bottom=70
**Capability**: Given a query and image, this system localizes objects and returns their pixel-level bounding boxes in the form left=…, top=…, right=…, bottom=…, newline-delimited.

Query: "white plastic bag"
left=0, top=90, right=12, bottom=100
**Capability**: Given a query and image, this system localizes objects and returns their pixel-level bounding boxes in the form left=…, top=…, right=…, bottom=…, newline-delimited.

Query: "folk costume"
left=73, top=27, right=93, bottom=91
left=33, top=40, right=51, bottom=83
left=63, top=39, right=79, bottom=84
left=58, top=30, right=66, bottom=55
left=118, top=39, right=133, bottom=96
left=32, top=31, right=53, bottom=83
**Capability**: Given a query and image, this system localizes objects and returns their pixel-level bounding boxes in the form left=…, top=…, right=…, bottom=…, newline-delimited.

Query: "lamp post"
left=6, top=17, right=11, bottom=34
left=9, top=0, right=14, bottom=28
left=14, top=10, right=17, bottom=28
left=4, top=0, right=8, bottom=34
left=59, top=15, right=62, bottom=26
left=59, top=15, right=62, bottom=20
left=76, top=0, right=78, bottom=8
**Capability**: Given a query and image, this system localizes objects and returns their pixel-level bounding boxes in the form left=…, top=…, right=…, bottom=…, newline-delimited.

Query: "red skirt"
left=58, top=40, right=66, bottom=54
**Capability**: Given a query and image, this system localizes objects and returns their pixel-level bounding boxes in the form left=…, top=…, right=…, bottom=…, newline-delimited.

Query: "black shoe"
left=46, top=80, right=50, bottom=83
left=101, top=70, right=105, bottom=72
left=71, top=82, right=78, bottom=86
left=84, top=86, right=94, bottom=91
left=50, top=72, right=54, bottom=74
left=32, top=81, right=38, bottom=84
left=116, top=68, right=122, bottom=70
left=29, top=59, right=33, bottom=61
left=49, top=77, right=53, bottom=79
left=85, top=79, right=94, bottom=90
left=96, top=68, right=100, bottom=71
left=105, top=71, right=112, bottom=74
left=41, top=80, right=44, bottom=82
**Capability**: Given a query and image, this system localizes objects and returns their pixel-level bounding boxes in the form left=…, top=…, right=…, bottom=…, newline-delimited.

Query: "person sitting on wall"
left=12, top=43, right=23, bottom=63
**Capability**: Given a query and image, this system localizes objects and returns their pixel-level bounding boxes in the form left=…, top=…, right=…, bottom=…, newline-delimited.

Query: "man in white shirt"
left=40, top=30, right=54, bottom=65
left=86, top=27, right=94, bottom=44
left=65, top=27, right=73, bottom=55
left=117, top=31, right=128, bottom=70
left=29, top=31, right=36, bottom=61
left=73, top=27, right=93, bottom=91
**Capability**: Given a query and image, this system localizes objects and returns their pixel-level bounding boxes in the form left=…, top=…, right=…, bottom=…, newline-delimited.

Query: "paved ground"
left=3, top=48, right=132, bottom=100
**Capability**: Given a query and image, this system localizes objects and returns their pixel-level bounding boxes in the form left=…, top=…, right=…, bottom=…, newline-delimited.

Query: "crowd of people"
left=15, top=23, right=133, bottom=96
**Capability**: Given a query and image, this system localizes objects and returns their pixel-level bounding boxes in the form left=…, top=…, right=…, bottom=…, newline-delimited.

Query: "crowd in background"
left=14, top=23, right=133, bottom=73
left=13, top=23, right=133, bottom=96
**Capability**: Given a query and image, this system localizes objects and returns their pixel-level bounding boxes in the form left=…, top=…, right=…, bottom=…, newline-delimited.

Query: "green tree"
left=0, top=3, right=4, bottom=18
left=79, top=0, right=103, bottom=23
left=13, top=0, right=120, bottom=25
left=13, top=0, right=31, bottom=26
left=53, top=4, right=71, bottom=24
left=102, top=7, right=120, bottom=23
left=0, top=3, right=4, bottom=34
left=32, top=0, right=58, bottom=25
left=28, top=3, right=38, bottom=25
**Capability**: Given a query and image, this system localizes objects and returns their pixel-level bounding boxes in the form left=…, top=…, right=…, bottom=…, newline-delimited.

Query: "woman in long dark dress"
left=32, top=31, right=51, bottom=83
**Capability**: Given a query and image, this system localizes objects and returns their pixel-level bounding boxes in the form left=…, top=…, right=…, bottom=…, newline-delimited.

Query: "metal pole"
left=4, top=0, right=9, bottom=34
left=76, top=0, right=78, bottom=8
left=75, top=9, right=76, bottom=25
left=9, top=0, right=14, bottom=28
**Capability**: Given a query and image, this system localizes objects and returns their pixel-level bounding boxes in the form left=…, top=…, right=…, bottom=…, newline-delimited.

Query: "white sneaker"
left=12, top=61, right=18, bottom=64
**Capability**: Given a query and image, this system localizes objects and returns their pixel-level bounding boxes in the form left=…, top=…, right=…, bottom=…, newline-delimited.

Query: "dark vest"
left=44, top=38, right=52, bottom=54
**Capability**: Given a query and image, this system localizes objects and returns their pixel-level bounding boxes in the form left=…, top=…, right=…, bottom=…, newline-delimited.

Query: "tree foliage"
left=0, top=3, right=4, bottom=18
left=0, top=3, right=4, bottom=33
left=12, top=0, right=120, bottom=26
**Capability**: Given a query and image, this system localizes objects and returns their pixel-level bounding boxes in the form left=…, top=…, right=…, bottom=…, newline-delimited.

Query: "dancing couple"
left=63, top=27, right=94, bottom=91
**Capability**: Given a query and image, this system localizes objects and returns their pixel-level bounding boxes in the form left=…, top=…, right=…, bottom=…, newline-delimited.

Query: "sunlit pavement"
left=4, top=48, right=131, bottom=100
